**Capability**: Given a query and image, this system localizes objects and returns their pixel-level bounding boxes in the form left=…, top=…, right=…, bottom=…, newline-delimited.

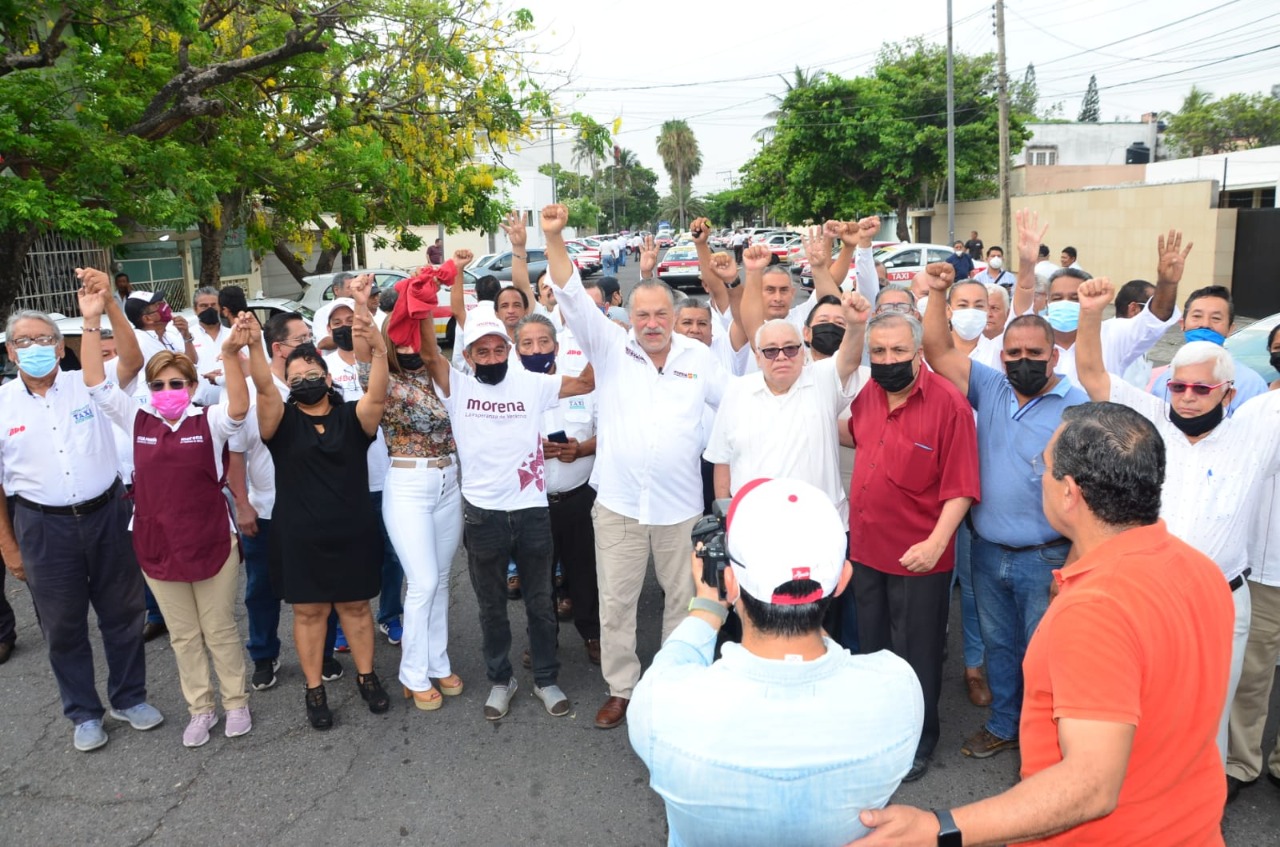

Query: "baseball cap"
left=312, top=297, right=355, bottom=343
left=462, top=301, right=510, bottom=349
left=725, top=478, right=847, bottom=605
left=124, top=290, right=165, bottom=327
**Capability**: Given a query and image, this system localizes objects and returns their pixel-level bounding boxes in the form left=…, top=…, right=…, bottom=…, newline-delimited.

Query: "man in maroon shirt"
left=848, top=311, right=980, bottom=783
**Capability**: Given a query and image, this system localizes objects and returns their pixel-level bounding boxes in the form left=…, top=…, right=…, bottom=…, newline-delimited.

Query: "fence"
left=14, top=233, right=111, bottom=317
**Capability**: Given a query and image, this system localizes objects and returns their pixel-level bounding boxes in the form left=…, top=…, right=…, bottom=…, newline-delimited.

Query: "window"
left=928, top=249, right=953, bottom=264
left=885, top=249, right=920, bottom=268
left=1027, top=147, right=1058, bottom=166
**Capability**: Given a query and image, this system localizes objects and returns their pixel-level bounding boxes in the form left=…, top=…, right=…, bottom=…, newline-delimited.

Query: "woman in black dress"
left=248, top=282, right=392, bottom=728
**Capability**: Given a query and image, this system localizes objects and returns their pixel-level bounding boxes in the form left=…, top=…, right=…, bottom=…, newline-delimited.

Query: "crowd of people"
left=1, top=203, right=1279, bottom=844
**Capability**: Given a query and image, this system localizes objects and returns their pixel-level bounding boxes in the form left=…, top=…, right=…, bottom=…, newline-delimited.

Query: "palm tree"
left=656, top=120, right=702, bottom=229
left=609, top=148, right=641, bottom=225
left=753, top=66, right=825, bottom=143
left=572, top=133, right=601, bottom=199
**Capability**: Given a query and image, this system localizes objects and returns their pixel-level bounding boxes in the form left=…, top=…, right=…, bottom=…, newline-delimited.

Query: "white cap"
left=462, top=301, right=509, bottom=349
left=726, top=478, right=847, bottom=605
left=312, top=297, right=355, bottom=342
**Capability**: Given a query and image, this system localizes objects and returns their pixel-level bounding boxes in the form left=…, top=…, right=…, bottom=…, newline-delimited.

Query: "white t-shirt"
left=324, top=351, right=390, bottom=492
left=542, top=391, right=597, bottom=494
left=441, top=366, right=562, bottom=511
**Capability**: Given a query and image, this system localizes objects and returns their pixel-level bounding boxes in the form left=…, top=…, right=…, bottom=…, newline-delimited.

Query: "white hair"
left=1170, top=340, right=1234, bottom=383
left=754, top=318, right=802, bottom=351
left=985, top=283, right=1009, bottom=309
left=5, top=310, right=62, bottom=343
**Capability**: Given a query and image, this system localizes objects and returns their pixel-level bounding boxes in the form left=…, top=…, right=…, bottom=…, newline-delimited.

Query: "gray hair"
left=194, top=286, right=220, bottom=300
left=875, top=284, right=916, bottom=307
left=675, top=298, right=712, bottom=319
left=514, top=312, right=558, bottom=344
left=628, top=279, right=677, bottom=310
left=1170, top=340, right=1234, bottom=384
left=5, top=310, right=62, bottom=343
left=986, top=283, right=1009, bottom=309
left=1048, top=267, right=1092, bottom=286
left=754, top=318, right=802, bottom=350
left=867, top=312, right=923, bottom=350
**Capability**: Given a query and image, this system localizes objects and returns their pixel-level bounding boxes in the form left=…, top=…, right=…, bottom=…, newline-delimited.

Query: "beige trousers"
left=593, top=502, right=698, bottom=699
left=1227, top=580, right=1280, bottom=781
left=144, top=540, right=249, bottom=716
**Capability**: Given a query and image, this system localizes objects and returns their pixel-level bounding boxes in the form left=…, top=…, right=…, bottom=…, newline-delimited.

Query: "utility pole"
left=946, top=0, right=956, bottom=245
left=548, top=122, right=558, bottom=204
left=996, top=0, right=1011, bottom=256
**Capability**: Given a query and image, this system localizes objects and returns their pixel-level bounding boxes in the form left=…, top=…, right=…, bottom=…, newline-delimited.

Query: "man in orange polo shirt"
left=852, top=402, right=1233, bottom=846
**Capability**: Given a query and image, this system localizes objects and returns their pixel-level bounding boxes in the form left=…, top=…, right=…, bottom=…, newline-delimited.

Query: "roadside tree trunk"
left=0, top=223, right=41, bottom=318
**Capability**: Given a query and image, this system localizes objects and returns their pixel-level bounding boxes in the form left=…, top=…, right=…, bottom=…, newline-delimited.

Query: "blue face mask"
left=1044, top=301, right=1081, bottom=333
left=519, top=351, right=556, bottom=374
left=1184, top=327, right=1225, bottom=347
left=16, top=345, right=58, bottom=378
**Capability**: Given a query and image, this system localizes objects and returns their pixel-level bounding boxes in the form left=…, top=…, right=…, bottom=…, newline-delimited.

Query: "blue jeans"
left=242, top=517, right=280, bottom=662
left=370, top=490, right=404, bottom=625
left=970, top=533, right=1069, bottom=740
left=951, top=523, right=984, bottom=669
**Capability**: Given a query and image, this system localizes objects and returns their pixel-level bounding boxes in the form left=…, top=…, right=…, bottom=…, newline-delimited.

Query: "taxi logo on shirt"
left=670, top=369, right=697, bottom=380
left=72, top=404, right=95, bottom=424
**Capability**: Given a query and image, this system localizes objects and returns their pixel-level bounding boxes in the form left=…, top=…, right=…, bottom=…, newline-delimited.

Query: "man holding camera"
left=628, top=478, right=923, bottom=847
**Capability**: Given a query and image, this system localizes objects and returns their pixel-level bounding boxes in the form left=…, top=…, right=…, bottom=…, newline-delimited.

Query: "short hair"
left=875, top=284, right=916, bottom=307
left=263, top=311, right=305, bottom=352
left=1038, top=244, right=1050, bottom=258
left=803, top=294, right=842, bottom=327
left=598, top=276, right=622, bottom=303
left=1267, top=323, right=1280, bottom=350
left=1062, top=246, right=1078, bottom=260
left=582, top=279, right=603, bottom=297
left=1170, top=340, right=1234, bottom=383
left=1006, top=314, right=1056, bottom=347
left=762, top=265, right=793, bottom=285
left=1048, top=267, right=1091, bottom=286
left=737, top=582, right=833, bottom=637
left=986, top=283, right=1009, bottom=309
left=628, top=279, right=677, bottom=310
left=331, top=272, right=354, bottom=292
left=676, top=298, right=712, bottom=320
left=378, top=287, right=399, bottom=314
left=1183, top=285, right=1235, bottom=326
left=514, top=312, right=557, bottom=344
left=496, top=285, right=529, bottom=311
left=474, top=275, right=501, bottom=302
left=867, top=312, right=923, bottom=350
left=986, top=245, right=1004, bottom=257
left=4, top=310, right=62, bottom=343
left=218, top=285, right=248, bottom=314
left=1114, top=280, right=1154, bottom=317
left=114, top=272, right=130, bottom=282
left=284, top=343, right=327, bottom=375
left=953, top=240, right=965, bottom=247
left=194, top=286, right=219, bottom=301
left=948, top=279, right=988, bottom=305
left=754, top=318, right=802, bottom=350
left=144, top=351, right=198, bottom=385
left=1051, top=402, right=1164, bottom=528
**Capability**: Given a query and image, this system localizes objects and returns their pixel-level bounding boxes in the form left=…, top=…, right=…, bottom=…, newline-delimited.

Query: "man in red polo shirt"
left=848, top=311, right=980, bottom=783
left=853, top=402, right=1233, bottom=846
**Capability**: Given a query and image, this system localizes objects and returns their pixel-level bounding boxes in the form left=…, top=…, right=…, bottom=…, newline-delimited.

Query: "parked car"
left=762, top=232, right=802, bottom=264
left=565, top=240, right=602, bottom=276
left=299, top=267, right=412, bottom=312
left=299, top=266, right=479, bottom=345
left=1224, top=312, right=1280, bottom=385
left=793, top=241, right=899, bottom=287
left=656, top=244, right=701, bottom=290
left=483, top=249, right=549, bottom=288
left=873, top=243, right=988, bottom=284
left=655, top=233, right=675, bottom=248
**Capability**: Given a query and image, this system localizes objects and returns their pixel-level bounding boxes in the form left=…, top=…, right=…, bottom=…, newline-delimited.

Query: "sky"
left=510, top=0, right=1280, bottom=196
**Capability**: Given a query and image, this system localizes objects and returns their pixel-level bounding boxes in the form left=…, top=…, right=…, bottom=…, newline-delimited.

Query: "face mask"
left=156, top=302, right=173, bottom=323
left=1044, top=301, right=1080, bottom=333
left=1006, top=357, right=1051, bottom=396
left=197, top=307, right=219, bottom=326
left=1169, top=402, right=1224, bottom=438
left=1184, top=327, right=1225, bottom=347
left=954, top=248, right=964, bottom=256
left=289, top=377, right=330, bottom=406
left=519, top=351, right=556, bottom=373
left=473, top=360, right=509, bottom=385
left=870, top=358, right=917, bottom=394
left=396, top=351, right=424, bottom=372
left=951, top=308, right=987, bottom=342
left=16, top=345, right=58, bottom=378
left=151, top=388, right=191, bottom=419
left=808, top=323, right=844, bottom=357
left=1270, top=351, right=1280, bottom=374
left=989, top=256, right=1004, bottom=270
left=331, top=326, right=354, bottom=352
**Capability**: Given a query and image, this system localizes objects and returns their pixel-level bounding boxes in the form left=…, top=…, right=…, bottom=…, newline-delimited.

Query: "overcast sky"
left=512, top=0, right=1280, bottom=196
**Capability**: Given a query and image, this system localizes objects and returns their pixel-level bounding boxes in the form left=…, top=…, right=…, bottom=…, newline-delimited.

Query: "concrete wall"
left=1013, top=164, right=1146, bottom=195
left=935, top=180, right=1238, bottom=305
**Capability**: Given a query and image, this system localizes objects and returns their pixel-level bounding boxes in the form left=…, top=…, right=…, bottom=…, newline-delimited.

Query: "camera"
left=691, top=498, right=732, bottom=600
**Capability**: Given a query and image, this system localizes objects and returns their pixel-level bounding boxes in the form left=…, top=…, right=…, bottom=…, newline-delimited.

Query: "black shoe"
left=0, top=638, right=14, bottom=665
left=252, top=658, right=280, bottom=691
left=305, top=684, right=332, bottom=730
left=142, top=621, right=167, bottom=643
left=1227, top=775, right=1256, bottom=804
left=321, top=656, right=343, bottom=681
left=357, top=672, right=390, bottom=714
left=1267, top=772, right=1280, bottom=790
left=903, top=756, right=929, bottom=783
left=507, top=574, right=522, bottom=600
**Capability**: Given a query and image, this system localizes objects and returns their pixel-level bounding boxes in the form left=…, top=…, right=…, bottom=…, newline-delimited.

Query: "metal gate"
left=15, top=233, right=111, bottom=317
left=1232, top=208, right=1280, bottom=319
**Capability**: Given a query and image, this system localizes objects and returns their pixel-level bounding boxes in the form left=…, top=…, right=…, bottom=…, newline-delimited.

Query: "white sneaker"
left=483, top=677, right=518, bottom=721
left=533, top=684, right=570, bottom=717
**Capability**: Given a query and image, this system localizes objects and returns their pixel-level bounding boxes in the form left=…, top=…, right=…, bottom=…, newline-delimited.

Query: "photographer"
left=628, top=478, right=923, bottom=846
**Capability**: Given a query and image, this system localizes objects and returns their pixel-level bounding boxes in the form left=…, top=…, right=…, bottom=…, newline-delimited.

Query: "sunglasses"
left=1167, top=380, right=1232, bottom=396
left=148, top=379, right=189, bottom=391
left=760, top=344, right=802, bottom=360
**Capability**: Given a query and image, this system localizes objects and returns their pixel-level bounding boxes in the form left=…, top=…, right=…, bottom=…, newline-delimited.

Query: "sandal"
left=357, top=672, right=391, bottom=714
left=403, top=685, right=443, bottom=711
left=305, top=683, right=333, bottom=730
left=437, top=674, right=464, bottom=696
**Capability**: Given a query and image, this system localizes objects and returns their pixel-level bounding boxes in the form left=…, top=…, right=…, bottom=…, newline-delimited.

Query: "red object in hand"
left=388, top=261, right=454, bottom=352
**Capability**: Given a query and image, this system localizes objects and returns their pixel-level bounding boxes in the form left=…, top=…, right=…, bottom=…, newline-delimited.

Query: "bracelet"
left=82, top=327, right=101, bottom=332
left=688, top=597, right=728, bottom=624
left=513, top=252, right=528, bottom=260
left=182, top=335, right=194, bottom=343
left=371, top=350, right=387, bottom=358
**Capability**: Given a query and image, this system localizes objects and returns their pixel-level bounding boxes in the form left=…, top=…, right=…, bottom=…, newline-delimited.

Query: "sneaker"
left=73, top=719, right=108, bottom=752
left=506, top=574, right=522, bottom=601
left=334, top=625, right=350, bottom=653
left=182, top=712, right=219, bottom=748
left=961, top=726, right=1019, bottom=759
left=483, top=677, right=519, bottom=721
left=321, top=656, right=344, bottom=681
left=224, top=706, right=252, bottom=738
left=533, top=684, right=570, bottom=717
left=107, top=702, right=165, bottom=731
left=378, top=618, right=403, bottom=645
left=252, top=658, right=280, bottom=691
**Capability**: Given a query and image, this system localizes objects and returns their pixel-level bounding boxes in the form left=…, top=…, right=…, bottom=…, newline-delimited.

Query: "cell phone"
left=546, top=430, right=568, bottom=443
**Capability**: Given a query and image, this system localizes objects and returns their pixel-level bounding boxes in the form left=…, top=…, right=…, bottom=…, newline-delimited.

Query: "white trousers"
left=383, top=462, right=463, bottom=691
left=1217, top=581, right=1252, bottom=764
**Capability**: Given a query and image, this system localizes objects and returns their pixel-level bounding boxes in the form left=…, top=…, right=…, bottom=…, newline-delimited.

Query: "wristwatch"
left=688, top=597, right=728, bottom=625
left=723, top=277, right=742, bottom=289
left=933, top=809, right=962, bottom=846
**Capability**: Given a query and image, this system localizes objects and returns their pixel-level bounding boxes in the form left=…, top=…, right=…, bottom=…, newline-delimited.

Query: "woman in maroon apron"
left=82, top=294, right=255, bottom=748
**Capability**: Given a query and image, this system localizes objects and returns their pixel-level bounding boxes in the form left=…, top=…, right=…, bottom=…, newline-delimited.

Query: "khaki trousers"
left=1227, top=580, right=1280, bottom=781
left=593, top=503, right=698, bottom=699
left=144, top=540, right=249, bottom=716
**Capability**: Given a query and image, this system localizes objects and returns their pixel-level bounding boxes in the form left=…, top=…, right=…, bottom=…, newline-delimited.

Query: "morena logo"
left=466, top=399, right=527, bottom=414
left=8, top=425, right=25, bottom=436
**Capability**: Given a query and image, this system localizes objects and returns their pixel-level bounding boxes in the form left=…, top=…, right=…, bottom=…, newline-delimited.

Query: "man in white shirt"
left=189, top=286, right=232, bottom=406
left=973, top=246, right=1015, bottom=289
left=541, top=203, right=728, bottom=731
left=1033, top=244, right=1058, bottom=283
left=125, top=290, right=197, bottom=365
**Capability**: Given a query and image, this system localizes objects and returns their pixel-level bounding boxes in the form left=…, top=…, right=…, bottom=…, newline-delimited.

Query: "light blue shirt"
left=968, top=362, right=1089, bottom=547
left=1148, top=352, right=1269, bottom=416
left=629, top=617, right=923, bottom=847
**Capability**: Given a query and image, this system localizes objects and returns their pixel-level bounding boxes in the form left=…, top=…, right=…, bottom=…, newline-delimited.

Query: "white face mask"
left=951, top=308, right=988, bottom=341
left=954, top=248, right=965, bottom=255
left=989, top=256, right=1004, bottom=270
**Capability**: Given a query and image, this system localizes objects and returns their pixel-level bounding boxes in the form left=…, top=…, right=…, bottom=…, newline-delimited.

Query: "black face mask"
left=809, top=323, right=844, bottom=357
left=1270, top=351, right=1280, bottom=375
left=397, top=351, right=424, bottom=372
left=197, top=307, right=220, bottom=326
left=870, top=359, right=916, bottom=394
left=473, top=360, right=508, bottom=385
left=1169, top=403, right=1225, bottom=438
left=1006, top=357, right=1050, bottom=396
left=289, top=377, right=330, bottom=406
left=331, top=326, right=354, bottom=352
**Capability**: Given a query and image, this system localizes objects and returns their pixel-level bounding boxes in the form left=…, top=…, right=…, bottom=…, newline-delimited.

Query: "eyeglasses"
left=875, top=303, right=914, bottom=315
left=1167, top=380, right=1232, bottom=396
left=148, top=379, right=189, bottom=391
left=285, top=333, right=315, bottom=347
left=288, top=371, right=326, bottom=388
left=1030, top=455, right=1047, bottom=477
left=10, top=335, right=57, bottom=349
left=760, top=344, right=802, bottom=360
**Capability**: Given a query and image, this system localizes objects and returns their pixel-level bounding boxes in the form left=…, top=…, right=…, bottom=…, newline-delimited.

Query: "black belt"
left=547, top=482, right=591, bottom=504
left=997, top=537, right=1070, bottom=554
left=14, top=480, right=120, bottom=517
left=1229, top=569, right=1252, bottom=592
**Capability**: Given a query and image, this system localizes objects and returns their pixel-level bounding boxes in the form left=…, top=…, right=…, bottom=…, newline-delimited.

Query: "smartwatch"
left=933, top=809, right=962, bottom=846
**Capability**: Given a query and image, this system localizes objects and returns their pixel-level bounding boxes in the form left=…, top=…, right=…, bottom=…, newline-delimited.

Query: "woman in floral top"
left=354, top=281, right=463, bottom=711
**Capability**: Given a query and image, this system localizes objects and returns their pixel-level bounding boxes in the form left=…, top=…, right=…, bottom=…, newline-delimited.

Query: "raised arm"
left=691, top=218, right=728, bottom=314
left=77, top=284, right=109, bottom=389
left=249, top=324, right=284, bottom=442
left=1012, top=209, right=1048, bottom=317
left=77, top=267, right=143, bottom=387
left=738, top=243, right=773, bottom=352
left=221, top=314, right=254, bottom=422
left=852, top=216, right=882, bottom=303
left=708, top=251, right=748, bottom=351
left=557, top=363, right=595, bottom=398
left=541, top=204, right=576, bottom=288
left=501, top=212, right=535, bottom=315
left=1150, top=229, right=1192, bottom=322
left=826, top=220, right=856, bottom=290
left=808, top=224, right=841, bottom=302
left=836, top=291, right=871, bottom=386
left=638, top=234, right=660, bottom=281
left=348, top=276, right=387, bottom=436
left=921, top=262, right=973, bottom=397
left=450, top=249, right=468, bottom=329
left=1075, top=277, right=1114, bottom=403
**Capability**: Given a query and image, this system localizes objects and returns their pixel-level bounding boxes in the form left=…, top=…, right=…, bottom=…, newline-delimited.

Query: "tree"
left=1078, top=75, right=1100, bottom=122
left=1013, top=63, right=1038, bottom=116
left=565, top=197, right=601, bottom=231
left=1164, top=86, right=1280, bottom=156
left=753, top=65, right=825, bottom=143
left=656, top=119, right=702, bottom=229
left=701, top=188, right=753, bottom=228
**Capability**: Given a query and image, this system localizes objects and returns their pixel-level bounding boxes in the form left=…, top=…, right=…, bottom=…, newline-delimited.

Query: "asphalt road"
left=1, top=258, right=1277, bottom=845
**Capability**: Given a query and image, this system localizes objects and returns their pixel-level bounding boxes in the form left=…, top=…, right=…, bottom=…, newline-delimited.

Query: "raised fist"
left=452, top=249, right=474, bottom=268
left=743, top=243, right=772, bottom=272
left=709, top=251, right=739, bottom=284
left=1077, top=277, right=1114, bottom=313
left=540, top=204, right=569, bottom=235
left=690, top=217, right=712, bottom=244
left=842, top=291, right=872, bottom=324
left=920, top=262, right=955, bottom=292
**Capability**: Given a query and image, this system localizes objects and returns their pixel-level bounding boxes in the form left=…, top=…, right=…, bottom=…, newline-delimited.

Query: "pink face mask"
left=156, top=302, right=173, bottom=323
left=151, top=388, right=190, bottom=419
